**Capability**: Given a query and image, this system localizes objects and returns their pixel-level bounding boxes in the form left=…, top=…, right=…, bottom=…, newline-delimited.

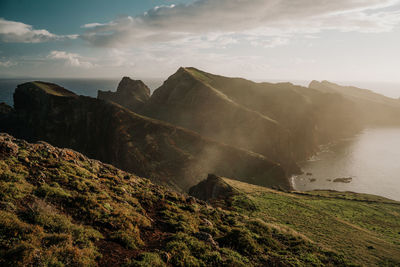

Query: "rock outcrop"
left=139, top=67, right=362, bottom=174
left=98, top=77, right=150, bottom=112
left=189, top=174, right=239, bottom=202
left=0, top=102, right=12, bottom=114
left=3, top=81, right=290, bottom=192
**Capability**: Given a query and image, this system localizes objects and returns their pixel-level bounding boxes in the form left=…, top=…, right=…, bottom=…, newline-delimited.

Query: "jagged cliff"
left=135, top=67, right=362, bottom=173
left=98, top=77, right=150, bottom=112
left=1, top=81, right=289, bottom=192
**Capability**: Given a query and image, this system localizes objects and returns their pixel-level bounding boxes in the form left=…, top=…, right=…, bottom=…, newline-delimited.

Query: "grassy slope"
left=223, top=178, right=400, bottom=266
left=32, top=82, right=77, bottom=97
left=0, top=134, right=352, bottom=267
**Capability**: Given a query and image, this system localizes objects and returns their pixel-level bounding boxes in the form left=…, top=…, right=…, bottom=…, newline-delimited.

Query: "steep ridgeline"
left=309, top=80, right=400, bottom=125
left=1, top=81, right=289, bottom=192
left=137, top=67, right=362, bottom=173
left=98, top=77, right=150, bottom=112
left=0, top=133, right=353, bottom=266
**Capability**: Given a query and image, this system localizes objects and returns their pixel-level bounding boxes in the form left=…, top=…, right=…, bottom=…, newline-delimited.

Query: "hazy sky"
left=0, top=0, right=400, bottom=82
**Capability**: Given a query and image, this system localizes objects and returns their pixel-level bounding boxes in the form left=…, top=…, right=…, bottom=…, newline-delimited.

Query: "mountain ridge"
left=133, top=67, right=365, bottom=174
left=98, top=77, right=150, bottom=112
left=1, top=81, right=290, bottom=192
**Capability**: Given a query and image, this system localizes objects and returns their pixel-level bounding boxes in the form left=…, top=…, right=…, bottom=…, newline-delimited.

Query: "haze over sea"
left=293, top=127, right=400, bottom=201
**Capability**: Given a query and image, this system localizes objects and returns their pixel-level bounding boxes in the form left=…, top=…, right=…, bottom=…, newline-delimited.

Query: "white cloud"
left=81, top=0, right=400, bottom=47
left=48, top=51, right=93, bottom=68
left=0, top=60, right=16, bottom=67
left=0, top=18, right=77, bottom=43
left=249, top=37, right=289, bottom=48
left=81, top=23, right=106, bottom=29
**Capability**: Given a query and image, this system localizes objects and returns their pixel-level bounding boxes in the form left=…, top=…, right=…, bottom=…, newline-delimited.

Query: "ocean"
left=0, top=78, right=164, bottom=106
left=293, top=127, right=400, bottom=201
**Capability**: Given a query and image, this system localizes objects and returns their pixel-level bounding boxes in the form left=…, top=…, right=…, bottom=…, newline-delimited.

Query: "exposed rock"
left=0, top=133, right=19, bottom=157
left=3, top=81, right=290, bottom=192
left=160, top=252, right=170, bottom=263
left=139, top=67, right=363, bottom=175
left=333, top=177, right=352, bottom=183
left=0, top=102, right=12, bottom=114
left=98, top=77, right=150, bottom=112
left=189, top=174, right=239, bottom=202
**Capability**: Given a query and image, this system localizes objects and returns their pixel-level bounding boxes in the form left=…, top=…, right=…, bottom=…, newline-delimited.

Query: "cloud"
left=81, top=0, right=400, bottom=47
left=0, top=60, right=16, bottom=67
left=249, top=37, right=289, bottom=48
left=0, top=18, right=77, bottom=43
left=81, top=23, right=106, bottom=29
left=48, top=51, right=93, bottom=68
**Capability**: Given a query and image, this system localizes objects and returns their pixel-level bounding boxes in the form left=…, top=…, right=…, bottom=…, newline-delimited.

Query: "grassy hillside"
left=0, top=133, right=353, bottom=266
left=222, top=178, right=400, bottom=266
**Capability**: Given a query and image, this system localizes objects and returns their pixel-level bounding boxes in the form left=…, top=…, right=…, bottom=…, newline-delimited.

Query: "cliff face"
left=98, top=77, right=150, bottom=112
left=141, top=68, right=293, bottom=168
left=5, top=81, right=289, bottom=192
left=138, top=67, right=362, bottom=174
left=309, top=80, right=400, bottom=125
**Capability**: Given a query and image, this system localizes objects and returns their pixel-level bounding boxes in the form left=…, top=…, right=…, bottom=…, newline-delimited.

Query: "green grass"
left=0, top=134, right=356, bottom=266
left=224, top=178, right=400, bottom=266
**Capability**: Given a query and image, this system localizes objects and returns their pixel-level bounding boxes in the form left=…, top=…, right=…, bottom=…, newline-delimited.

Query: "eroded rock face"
left=189, top=174, right=239, bottom=202
left=4, top=81, right=290, bottom=192
left=97, top=77, right=150, bottom=112
left=139, top=67, right=363, bottom=175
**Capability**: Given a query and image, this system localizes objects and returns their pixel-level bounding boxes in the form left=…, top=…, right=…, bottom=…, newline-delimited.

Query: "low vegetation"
left=224, top=179, right=400, bottom=266
left=0, top=133, right=356, bottom=266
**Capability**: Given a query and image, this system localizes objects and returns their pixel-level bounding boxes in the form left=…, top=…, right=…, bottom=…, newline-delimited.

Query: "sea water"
left=293, top=127, right=400, bottom=201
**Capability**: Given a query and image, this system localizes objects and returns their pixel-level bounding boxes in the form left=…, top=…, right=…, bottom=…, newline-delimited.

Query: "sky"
left=0, top=0, right=400, bottom=83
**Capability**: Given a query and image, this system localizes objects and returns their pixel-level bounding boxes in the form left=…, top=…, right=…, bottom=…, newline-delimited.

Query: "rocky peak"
left=308, top=80, right=321, bottom=88
left=117, top=77, right=150, bottom=100
left=97, top=76, right=150, bottom=112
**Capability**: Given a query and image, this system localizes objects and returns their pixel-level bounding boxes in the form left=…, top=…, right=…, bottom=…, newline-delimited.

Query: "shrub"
left=110, top=229, right=142, bottom=249
left=35, top=183, right=72, bottom=201
left=125, top=252, right=165, bottom=267
left=217, top=228, right=260, bottom=255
